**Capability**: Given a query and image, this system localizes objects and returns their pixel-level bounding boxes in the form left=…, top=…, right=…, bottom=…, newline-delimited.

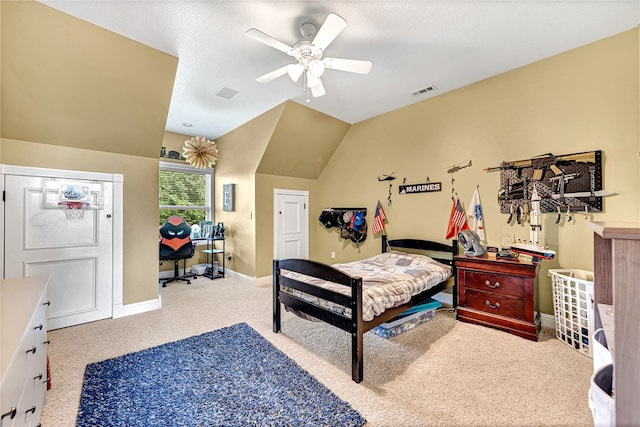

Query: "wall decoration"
left=183, top=136, right=218, bottom=169
left=399, top=177, right=442, bottom=195
left=377, top=172, right=396, bottom=206
left=160, top=147, right=186, bottom=161
left=223, top=183, right=236, bottom=212
left=318, top=208, right=368, bottom=247
left=447, top=159, right=473, bottom=198
left=485, top=150, right=610, bottom=214
left=377, top=172, right=396, bottom=182
left=446, top=160, right=472, bottom=174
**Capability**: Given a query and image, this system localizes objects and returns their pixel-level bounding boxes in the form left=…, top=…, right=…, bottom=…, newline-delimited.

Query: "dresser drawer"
left=1, top=276, right=49, bottom=427
left=461, top=270, right=525, bottom=298
left=465, top=289, right=526, bottom=320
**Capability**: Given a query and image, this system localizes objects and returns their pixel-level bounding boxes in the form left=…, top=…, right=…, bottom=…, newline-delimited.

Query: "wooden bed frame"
left=272, top=236, right=458, bottom=383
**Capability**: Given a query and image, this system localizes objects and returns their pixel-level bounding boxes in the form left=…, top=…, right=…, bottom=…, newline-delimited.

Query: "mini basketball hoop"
left=59, top=201, right=89, bottom=220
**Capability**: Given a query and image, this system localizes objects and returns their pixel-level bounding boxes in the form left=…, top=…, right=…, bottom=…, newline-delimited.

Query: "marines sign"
left=399, top=182, right=442, bottom=194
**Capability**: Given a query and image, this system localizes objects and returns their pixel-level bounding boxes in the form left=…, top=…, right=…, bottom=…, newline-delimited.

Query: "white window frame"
left=159, top=161, right=214, bottom=223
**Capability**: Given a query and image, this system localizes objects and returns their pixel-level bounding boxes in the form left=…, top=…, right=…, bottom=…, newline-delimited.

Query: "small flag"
left=371, top=200, right=387, bottom=235
left=467, top=187, right=485, bottom=241
left=445, top=197, right=469, bottom=240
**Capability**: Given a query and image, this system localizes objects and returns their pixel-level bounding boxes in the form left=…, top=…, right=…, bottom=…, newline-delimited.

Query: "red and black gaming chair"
left=159, top=216, right=195, bottom=287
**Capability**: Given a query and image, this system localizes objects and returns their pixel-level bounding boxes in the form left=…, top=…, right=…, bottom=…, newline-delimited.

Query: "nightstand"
left=455, top=254, right=540, bottom=341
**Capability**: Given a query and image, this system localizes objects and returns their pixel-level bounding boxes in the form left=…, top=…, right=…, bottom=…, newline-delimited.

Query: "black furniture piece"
left=159, top=216, right=195, bottom=287
left=273, top=236, right=458, bottom=383
left=202, top=236, right=225, bottom=279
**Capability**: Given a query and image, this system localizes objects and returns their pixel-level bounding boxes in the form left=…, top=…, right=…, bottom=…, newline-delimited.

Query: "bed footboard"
left=273, top=258, right=367, bottom=382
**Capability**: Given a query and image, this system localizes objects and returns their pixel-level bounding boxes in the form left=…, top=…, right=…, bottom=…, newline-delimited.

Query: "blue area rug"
left=77, top=323, right=365, bottom=426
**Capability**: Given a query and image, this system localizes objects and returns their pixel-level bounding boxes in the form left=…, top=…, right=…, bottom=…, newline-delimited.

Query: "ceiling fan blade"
left=312, top=13, right=347, bottom=51
left=256, top=65, right=289, bottom=83
left=323, top=57, right=372, bottom=74
left=246, top=28, right=294, bottom=55
left=310, top=78, right=326, bottom=97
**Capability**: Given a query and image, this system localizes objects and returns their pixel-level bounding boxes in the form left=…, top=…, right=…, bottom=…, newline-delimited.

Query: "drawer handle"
left=25, top=405, right=36, bottom=415
left=26, top=346, right=37, bottom=355
left=44, top=340, right=51, bottom=345
left=1, top=407, right=17, bottom=420
left=34, top=323, right=43, bottom=330
left=34, top=373, right=43, bottom=381
left=485, top=280, right=501, bottom=289
left=485, top=300, right=501, bottom=309
left=43, top=300, right=51, bottom=306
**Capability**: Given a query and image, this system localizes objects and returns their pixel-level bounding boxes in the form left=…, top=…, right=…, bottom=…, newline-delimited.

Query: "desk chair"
left=159, top=216, right=195, bottom=287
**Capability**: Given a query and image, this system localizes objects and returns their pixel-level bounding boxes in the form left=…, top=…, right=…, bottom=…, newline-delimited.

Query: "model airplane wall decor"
left=447, top=160, right=472, bottom=174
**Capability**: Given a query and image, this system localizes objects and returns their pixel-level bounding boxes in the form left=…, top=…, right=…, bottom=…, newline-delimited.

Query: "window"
left=159, top=161, right=213, bottom=226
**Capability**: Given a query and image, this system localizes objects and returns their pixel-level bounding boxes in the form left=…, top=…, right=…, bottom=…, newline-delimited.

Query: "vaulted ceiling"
left=35, top=1, right=640, bottom=141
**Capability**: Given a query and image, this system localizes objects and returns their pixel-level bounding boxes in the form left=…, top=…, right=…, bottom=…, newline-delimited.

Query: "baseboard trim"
left=112, top=303, right=123, bottom=319
left=254, top=275, right=271, bottom=287
left=115, top=298, right=161, bottom=318
left=540, top=312, right=555, bottom=330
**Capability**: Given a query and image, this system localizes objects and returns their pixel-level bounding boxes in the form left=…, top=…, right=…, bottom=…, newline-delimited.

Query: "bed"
left=273, top=236, right=458, bottom=383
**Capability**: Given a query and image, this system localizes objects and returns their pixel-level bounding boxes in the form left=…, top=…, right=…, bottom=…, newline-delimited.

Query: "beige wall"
left=255, top=174, right=319, bottom=278
left=217, top=102, right=352, bottom=278
left=314, top=29, right=640, bottom=315
left=1, top=139, right=161, bottom=303
left=1, top=1, right=177, bottom=305
left=1, top=2, right=176, bottom=158
left=214, top=105, right=284, bottom=277
left=2, top=1, right=638, bottom=317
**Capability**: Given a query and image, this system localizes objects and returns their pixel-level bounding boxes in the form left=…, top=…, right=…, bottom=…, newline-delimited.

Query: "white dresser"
left=1, top=276, right=50, bottom=427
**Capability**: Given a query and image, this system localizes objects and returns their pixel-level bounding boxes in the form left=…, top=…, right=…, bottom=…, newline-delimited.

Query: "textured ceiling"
left=39, top=1, right=640, bottom=140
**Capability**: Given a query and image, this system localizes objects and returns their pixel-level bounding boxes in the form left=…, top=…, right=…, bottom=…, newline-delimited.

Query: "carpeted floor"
left=42, top=274, right=594, bottom=426
left=77, top=323, right=365, bottom=426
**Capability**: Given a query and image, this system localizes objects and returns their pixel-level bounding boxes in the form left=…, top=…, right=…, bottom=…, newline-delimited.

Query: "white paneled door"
left=274, top=189, right=309, bottom=260
left=4, top=173, right=116, bottom=330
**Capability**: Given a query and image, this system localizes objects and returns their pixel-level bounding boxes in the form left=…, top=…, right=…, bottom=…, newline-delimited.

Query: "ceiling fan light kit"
left=246, top=12, right=372, bottom=99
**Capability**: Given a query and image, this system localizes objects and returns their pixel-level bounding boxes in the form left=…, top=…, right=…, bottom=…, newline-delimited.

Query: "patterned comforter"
left=282, top=251, right=453, bottom=322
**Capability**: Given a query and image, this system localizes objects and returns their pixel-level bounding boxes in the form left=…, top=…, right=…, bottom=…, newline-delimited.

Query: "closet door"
left=274, top=189, right=309, bottom=260
left=4, top=174, right=114, bottom=330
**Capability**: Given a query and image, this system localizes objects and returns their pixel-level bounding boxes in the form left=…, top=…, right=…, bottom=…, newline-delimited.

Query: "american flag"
left=445, top=197, right=469, bottom=240
left=371, top=200, right=387, bottom=235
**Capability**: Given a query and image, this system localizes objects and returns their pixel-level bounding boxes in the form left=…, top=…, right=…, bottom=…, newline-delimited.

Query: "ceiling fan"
left=246, top=13, right=372, bottom=99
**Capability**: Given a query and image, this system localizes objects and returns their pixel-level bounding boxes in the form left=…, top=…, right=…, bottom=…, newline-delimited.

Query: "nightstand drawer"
left=465, top=289, right=525, bottom=320
left=461, top=271, right=525, bottom=298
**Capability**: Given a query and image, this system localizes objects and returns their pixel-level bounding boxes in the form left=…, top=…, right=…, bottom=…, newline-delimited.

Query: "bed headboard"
left=381, top=235, right=458, bottom=268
